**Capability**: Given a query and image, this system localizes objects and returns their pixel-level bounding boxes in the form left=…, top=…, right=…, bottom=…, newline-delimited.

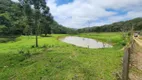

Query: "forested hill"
left=78, top=18, right=142, bottom=33
left=0, top=0, right=76, bottom=36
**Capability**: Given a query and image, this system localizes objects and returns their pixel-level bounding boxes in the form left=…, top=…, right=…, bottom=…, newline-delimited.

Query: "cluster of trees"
left=78, top=18, right=142, bottom=33
left=49, top=21, right=78, bottom=34
left=0, top=0, right=77, bottom=47
left=0, top=0, right=77, bottom=36
left=0, top=0, right=51, bottom=36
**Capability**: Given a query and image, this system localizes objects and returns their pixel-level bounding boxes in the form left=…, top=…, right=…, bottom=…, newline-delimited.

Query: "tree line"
left=0, top=0, right=77, bottom=36
left=78, top=18, right=142, bottom=33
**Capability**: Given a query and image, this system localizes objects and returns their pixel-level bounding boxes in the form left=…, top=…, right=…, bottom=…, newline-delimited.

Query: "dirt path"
left=134, top=36, right=142, bottom=46
left=129, top=36, right=142, bottom=80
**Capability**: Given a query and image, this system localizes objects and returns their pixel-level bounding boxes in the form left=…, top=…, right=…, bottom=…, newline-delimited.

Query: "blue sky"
left=12, top=0, right=142, bottom=28
left=56, top=0, right=74, bottom=6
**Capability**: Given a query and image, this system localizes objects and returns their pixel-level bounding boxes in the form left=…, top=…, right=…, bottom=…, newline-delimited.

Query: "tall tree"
left=40, top=7, right=53, bottom=36
left=19, top=0, right=48, bottom=47
left=30, top=0, right=47, bottom=47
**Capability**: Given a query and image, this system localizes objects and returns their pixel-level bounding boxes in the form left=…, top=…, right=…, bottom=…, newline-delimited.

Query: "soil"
left=129, top=36, right=142, bottom=80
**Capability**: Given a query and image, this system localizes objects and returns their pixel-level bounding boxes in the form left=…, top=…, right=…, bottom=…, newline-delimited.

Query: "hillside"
left=78, top=18, right=142, bottom=33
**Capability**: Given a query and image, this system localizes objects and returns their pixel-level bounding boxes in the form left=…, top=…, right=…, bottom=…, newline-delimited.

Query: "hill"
left=78, top=18, right=142, bottom=33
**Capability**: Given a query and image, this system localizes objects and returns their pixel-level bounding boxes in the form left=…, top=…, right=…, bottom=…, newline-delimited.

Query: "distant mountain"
left=78, top=17, right=142, bottom=33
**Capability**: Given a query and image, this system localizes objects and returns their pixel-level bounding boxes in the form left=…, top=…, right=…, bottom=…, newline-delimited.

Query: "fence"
left=122, top=35, right=134, bottom=80
left=122, top=36, right=142, bottom=80
left=122, top=47, right=131, bottom=80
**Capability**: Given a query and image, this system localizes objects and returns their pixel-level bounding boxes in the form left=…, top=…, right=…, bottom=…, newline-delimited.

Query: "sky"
left=12, top=0, right=142, bottom=28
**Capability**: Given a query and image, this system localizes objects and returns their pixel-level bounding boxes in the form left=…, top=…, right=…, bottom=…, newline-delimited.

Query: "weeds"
left=42, top=44, right=47, bottom=48
left=18, top=49, right=31, bottom=59
left=31, top=45, right=35, bottom=48
left=18, top=48, right=25, bottom=54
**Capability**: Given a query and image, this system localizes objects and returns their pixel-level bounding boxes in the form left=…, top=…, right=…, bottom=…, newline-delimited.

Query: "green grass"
left=79, top=32, right=128, bottom=48
left=0, top=33, right=124, bottom=80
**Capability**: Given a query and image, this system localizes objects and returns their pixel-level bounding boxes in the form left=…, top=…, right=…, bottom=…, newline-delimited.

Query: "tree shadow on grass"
left=40, top=34, right=52, bottom=37
left=0, top=35, right=20, bottom=43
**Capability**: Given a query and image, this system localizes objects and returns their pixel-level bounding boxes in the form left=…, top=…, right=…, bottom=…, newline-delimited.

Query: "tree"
left=19, top=0, right=48, bottom=47
left=0, top=13, right=11, bottom=35
left=40, top=7, right=53, bottom=36
left=30, top=0, right=47, bottom=47
left=0, top=0, right=76, bottom=36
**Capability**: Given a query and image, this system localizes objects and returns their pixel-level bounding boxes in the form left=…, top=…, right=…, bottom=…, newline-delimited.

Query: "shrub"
left=121, top=41, right=126, bottom=46
left=18, top=49, right=24, bottom=54
left=31, top=45, right=35, bottom=48
left=42, top=44, right=47, bottom=48
left=24, top=50, right=31, bottom=58
left=18, top=49, right=31, bottom=59
left=128, top=32, right=131, bottom=36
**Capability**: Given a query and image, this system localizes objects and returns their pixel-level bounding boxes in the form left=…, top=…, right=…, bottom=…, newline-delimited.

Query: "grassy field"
left=0, top=33, right=124, bottom=80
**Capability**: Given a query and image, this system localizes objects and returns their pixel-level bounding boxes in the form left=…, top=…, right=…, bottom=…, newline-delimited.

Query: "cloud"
left=11, top=0, right=19, bottom=2
left=47, top=0, right=142, bottom=28
left=11, top=0, right=142, bottom=28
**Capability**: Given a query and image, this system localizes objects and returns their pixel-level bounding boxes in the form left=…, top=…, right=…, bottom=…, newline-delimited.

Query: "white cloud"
left=11, top=0, right=142, bottom=28
left=11, top=0, right=19, bottom=2
left=47, top=0, right=142, bottom=28
left=127, top=11, right=142, bottom=18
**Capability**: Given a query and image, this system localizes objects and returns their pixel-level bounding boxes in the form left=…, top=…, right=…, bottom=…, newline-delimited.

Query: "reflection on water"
left=60, top=36, right=112, bottom=48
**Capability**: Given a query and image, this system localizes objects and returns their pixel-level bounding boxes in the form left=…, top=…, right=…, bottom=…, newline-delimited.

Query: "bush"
left=18, top=49, right=25, bottom=54
left=18, top=49, right=31, bottom=58
left=31, top=45, right=35, bottom=48
left=121, top=41, right=127, bottom=46
left=128, top=32, right=131, bottom=36
left=24, top=50, right=31, bottom=58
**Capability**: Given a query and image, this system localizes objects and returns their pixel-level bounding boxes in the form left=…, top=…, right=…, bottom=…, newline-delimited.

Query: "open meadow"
left=0, top=33, right=124, bottom=80
left=1, top=0, right=141, bottom=80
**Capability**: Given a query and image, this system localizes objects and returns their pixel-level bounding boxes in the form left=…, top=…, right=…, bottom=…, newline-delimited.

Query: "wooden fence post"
left=122, top=48, right=130, bottom=80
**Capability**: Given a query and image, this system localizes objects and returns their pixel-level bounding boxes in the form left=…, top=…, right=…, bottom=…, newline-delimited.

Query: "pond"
left=60, top=36, right=112, bottom=48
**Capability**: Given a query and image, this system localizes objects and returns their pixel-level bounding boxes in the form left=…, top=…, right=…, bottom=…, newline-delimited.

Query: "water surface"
left=60, top=36, right=112, bottom=48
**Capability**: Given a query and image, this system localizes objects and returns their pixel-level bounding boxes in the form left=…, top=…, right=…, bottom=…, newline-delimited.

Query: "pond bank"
left=60, top=36, right=112, bottom=48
